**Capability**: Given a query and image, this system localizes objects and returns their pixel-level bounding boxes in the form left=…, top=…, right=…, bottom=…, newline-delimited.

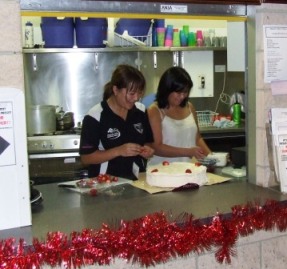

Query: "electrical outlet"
left=198, top=75, right=205, bottom=89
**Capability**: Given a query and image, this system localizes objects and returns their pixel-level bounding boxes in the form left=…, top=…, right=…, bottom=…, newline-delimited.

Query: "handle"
left=29, top=152, right=79, bottom=159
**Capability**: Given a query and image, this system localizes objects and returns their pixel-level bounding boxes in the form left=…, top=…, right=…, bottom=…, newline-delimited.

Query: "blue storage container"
left=41, top=17, right=74, bottom=48
left=154, top=19, right=165, bottom=28
left=114, top=19, right=151, bottom=37
left=75, top=18, right=108, bottom=48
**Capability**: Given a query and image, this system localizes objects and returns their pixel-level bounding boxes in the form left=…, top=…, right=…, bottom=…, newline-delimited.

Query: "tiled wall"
left=2, top=1, right=287, bottom=268
left=0, top=0, right=24, bottom=90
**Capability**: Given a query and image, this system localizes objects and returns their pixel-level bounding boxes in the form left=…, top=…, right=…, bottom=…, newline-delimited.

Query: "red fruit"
left=112, top=177, right=118, bottom=182
left=195, top=162, right=202, bottom=167
left=162, top=161, right=170, bottom=166
left=151, top=169, right=158, bottom=173
left=97, top=174, right=104, bottom=182
left=89, top=188, right=97, bottom=196
left=185, top=169, right=192, bottom=173
left=102, top=175, right=109, bottom=181
left=97, top=174, right=113, bottom=183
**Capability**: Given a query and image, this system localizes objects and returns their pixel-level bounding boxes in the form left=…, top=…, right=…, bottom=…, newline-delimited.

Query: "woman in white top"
left=147, top=66, right=211, bottom=165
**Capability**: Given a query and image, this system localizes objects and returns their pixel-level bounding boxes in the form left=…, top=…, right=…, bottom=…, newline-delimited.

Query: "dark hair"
left=156, top=66, right=193, bottom=108
left=103, top=65, right=146, bottom=100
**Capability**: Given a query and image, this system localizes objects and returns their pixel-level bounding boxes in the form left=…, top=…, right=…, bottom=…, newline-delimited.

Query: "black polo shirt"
left=79, top=100, right=153, bottom=180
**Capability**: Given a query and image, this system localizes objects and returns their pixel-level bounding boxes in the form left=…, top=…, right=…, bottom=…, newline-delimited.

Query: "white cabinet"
left=181, top=51, right=214, bottom=97
left=227, top=22, right=246, bottom=72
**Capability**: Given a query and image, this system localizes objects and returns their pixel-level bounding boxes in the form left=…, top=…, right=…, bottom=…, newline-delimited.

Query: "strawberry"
left=112, top=176, right=118, bottom=182
left=195, top=162, right=201, bottom=167
left=151, top=169, right=158, bottom=173
left=185, top=169, right=192, bottom=173
left=162, top=161, right=170, bottom=166
left=89, top=188, right=97, bottom=196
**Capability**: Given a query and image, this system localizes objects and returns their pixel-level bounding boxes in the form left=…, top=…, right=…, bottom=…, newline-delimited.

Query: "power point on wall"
left=198, top=75, right=205, bottom=89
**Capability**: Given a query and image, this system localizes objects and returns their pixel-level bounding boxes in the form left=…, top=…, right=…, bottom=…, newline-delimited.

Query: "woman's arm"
left=190, top=103, right=212, bottom=156
left=81, top=143, right=144, bottom=165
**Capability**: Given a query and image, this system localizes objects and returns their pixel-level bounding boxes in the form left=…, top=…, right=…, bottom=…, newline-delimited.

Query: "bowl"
left=208, top=152, right=229, bottom=167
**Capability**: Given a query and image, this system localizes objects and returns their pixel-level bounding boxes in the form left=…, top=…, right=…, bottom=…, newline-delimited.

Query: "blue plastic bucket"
left=41, top=17, right=74, bottom=48
left=114, top=19, right=151, bottom=37
left=75, top=18, right=108, bottom=48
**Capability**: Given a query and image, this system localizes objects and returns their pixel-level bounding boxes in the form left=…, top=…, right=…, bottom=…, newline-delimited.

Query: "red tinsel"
left=1, top=199, right=287, bottom=268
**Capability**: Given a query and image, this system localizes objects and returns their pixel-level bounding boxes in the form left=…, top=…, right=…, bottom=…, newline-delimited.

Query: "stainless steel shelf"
left=20, top=0, right=247, bottom=17
left=22, top=47, right=227, bottom=53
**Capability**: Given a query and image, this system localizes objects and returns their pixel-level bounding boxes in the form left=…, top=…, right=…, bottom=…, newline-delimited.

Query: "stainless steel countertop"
left=1, top=178, right=286, bottom=244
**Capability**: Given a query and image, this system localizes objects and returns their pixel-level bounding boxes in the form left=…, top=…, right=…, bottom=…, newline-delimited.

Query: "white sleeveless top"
left=149, top=105, right=198, bottom=165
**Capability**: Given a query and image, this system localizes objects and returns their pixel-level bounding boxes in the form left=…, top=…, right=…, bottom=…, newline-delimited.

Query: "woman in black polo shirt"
left=79, top=65, right=154, bottom=180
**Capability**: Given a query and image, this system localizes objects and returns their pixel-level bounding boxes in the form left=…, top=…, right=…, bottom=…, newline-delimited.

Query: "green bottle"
left=232, top=103, right=241, bottom=125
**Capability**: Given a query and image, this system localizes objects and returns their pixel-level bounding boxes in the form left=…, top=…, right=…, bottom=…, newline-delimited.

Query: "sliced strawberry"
left=151, top=169, right=158, bottom=173
left=112, top=176, right=118, bottom=182
left=162, top=161, right=170, bottom=166
left=185, top=169, right=192, bottom=173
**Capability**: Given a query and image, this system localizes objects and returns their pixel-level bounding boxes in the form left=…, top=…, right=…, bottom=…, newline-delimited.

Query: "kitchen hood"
left=20, top=0, right=247, bottom=16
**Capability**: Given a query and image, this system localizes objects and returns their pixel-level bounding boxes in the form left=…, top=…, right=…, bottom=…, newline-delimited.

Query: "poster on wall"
left=263, top=25, right=287, bottom=83
left=0, top=101, right=16, bottom=166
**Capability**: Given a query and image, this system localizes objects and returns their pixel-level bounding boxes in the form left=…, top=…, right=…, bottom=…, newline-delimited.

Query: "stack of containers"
left=75, top=17, right=108, bottom=48
left=153, top=23, right=206, bottom=48
left=196, top=30, right=204, bottom=46
left=41, top=17, right=74, bottom=48
left=152, top=19, right=165, bottom=47
left=173, top=29, right=180, bottom=47
left=164, top=25, right=173, bottom=47
left=41, top=17, right=108, bottom=48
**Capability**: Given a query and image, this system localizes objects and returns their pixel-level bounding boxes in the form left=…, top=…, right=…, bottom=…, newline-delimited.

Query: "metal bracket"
left=153, top=51, right=157, bottom=69
left=94, top=53, right=98, bottom=71
left=32, top=53, right=38, bottom=71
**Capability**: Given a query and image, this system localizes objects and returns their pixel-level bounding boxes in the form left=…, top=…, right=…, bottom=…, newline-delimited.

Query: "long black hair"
left=156, top=66, right=193, bottom=108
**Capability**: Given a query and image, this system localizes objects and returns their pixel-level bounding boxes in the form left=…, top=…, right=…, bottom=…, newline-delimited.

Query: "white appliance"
left=0, top=88, right=31, bottom=230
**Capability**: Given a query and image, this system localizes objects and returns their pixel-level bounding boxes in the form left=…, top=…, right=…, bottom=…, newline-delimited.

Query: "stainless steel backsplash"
left=23, top=49, right=244, bottom=129
left=23, top=50, right=173, bottom=126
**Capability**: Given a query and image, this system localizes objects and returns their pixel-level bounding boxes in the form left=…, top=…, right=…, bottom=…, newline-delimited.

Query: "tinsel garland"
left=1, top=199, right=287, bottom=268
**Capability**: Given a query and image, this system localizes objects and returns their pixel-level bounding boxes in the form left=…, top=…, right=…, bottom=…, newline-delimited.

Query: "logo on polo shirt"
left=134, top=123, right=143, bottom=134
left=107, top=128, right=120, bottom=139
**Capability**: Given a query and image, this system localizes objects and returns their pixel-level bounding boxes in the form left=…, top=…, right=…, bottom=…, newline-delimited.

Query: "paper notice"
left=263, top=25, right=287, bottom=83
left=276, top=134, right=287, bottom=193
left=271, top=80, right=287, bottom=96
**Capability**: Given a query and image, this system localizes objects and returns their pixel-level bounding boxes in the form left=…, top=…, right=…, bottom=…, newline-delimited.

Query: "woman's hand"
left=139, top=145, right=154, bottom=159
left=118, top=143, right=143, bottom=157
left=190, top=146, right=206, bottom=160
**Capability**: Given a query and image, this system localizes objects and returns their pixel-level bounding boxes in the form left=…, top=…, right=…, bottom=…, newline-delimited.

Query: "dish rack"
left=196, top=110, right=218, bottom=127
left=114, top=29, right=152, bottom=47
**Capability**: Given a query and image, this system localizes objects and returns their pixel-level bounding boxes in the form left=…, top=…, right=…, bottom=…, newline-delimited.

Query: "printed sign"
left=160, top=5, right=188, bottom=14
left=0, top=102, right=16, bottom=166
left=263, top=25, right=287, bottom=83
